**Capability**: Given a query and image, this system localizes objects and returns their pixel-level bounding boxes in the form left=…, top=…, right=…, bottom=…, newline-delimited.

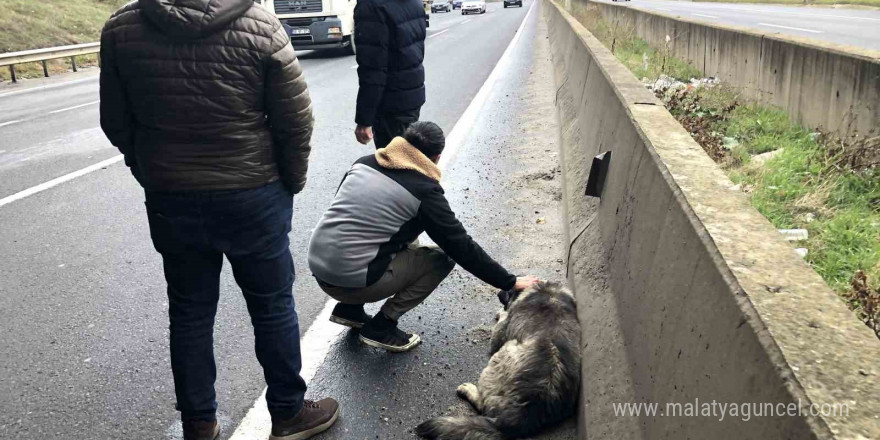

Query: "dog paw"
left=457, top=383, right=478, bottom=399
left=495, top=310, right=508, bottom=322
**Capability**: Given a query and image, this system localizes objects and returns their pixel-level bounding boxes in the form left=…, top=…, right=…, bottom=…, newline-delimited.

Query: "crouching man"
left=307, top=121, right=539, bottom=352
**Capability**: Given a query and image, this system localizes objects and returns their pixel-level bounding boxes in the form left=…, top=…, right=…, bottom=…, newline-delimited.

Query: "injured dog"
left=416, top=281, right=580, bottom=439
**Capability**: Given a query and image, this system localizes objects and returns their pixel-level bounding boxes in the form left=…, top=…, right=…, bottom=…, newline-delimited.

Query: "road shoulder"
left=304, top=2, right=577, bottom=438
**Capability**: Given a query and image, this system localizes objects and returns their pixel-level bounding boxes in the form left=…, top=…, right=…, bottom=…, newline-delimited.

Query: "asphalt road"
left=0, top=2, right=574, bottom=439
left=596, top=0, right=880, bottom=50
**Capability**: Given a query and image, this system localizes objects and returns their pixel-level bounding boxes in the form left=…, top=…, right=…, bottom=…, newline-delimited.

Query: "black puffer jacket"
left=100, top=0, right=313, bottom=193
left=354, top=0, right=427, bottom=126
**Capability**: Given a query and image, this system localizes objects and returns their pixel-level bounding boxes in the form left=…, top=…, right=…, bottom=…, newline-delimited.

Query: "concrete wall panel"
left=591, top=0, right=880, bottom=136
left=546, top=1, right=880, bottom=438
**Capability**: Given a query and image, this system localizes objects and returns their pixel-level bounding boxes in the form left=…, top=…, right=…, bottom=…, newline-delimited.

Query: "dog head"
left=497, top=281, right=575, bottom=310
left=496, top=282, right=539, bottom=310
left=496, top=288, right=517, bottom=310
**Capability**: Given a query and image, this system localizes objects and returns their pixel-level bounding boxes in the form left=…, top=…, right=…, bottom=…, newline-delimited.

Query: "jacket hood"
left=376, top=137, right=442, bottom=182
left=139, top=0, right=252, bottom=39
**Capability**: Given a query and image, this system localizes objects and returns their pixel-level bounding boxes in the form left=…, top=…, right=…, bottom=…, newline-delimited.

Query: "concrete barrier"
left=545, top=1, right=880, bottom=438
left=580, top=0, right=879, bottom=138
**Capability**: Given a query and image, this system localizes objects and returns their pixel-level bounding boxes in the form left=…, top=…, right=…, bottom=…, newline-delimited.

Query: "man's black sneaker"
left=269, top=398, right=340, bottom=440
left=359, top=313, right=421, bottom=352
left=182, top=420, right=219, bottom=440
left=329, top=303, right=371, bottom=329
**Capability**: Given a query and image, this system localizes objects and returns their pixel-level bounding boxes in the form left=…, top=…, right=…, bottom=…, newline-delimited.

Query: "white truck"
left=257, top=0, right=431, bottom=55
left=258, top=0, right=358, bottom=54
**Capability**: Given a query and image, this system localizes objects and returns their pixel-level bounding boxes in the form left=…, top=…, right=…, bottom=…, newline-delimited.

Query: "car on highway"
left=453, top=0, right=463, bottom=8
left=432, top=0, right=453, bottom=12
left=503, top=0, right=522, bottom=7
left=461, top=0, right=486, bottom=14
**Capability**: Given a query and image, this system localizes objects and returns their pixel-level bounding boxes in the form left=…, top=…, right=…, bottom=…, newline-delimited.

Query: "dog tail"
left=416, top=416, right=504, bottom=440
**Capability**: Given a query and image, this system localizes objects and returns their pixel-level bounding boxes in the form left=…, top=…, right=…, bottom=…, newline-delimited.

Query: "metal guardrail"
left=0, top=42, right=100, bottom=83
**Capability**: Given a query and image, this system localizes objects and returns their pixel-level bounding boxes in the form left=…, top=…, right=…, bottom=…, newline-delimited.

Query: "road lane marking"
left=704, top=5, right=880, bottom=22
left=428, top=28, right=450, bottom=39
left=692, top=13, right=718, bottom=19
left=0, top=154, right=123, bottom=208
left=229, top=1, right=536, bottom=438
left=0, top=120, right=22, bottom=128
left=0, top=75, right=100, bottom=99
left=228, top=299, right=344, bottom=440
left=461, top=18, right=472, bottom=24
left=632, top=2, right=880, bottom=22
left=758, top=22, right=823, bottom=34
left=48, top=100, right=101, bottom=115
left=438, top=0, right=534, bottom=172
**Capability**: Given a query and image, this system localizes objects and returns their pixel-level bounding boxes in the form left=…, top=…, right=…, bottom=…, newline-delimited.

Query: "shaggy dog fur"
left=416, top=282, right=580, bottom=439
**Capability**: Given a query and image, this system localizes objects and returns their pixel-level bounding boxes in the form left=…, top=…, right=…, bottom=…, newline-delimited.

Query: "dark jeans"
left=373, top=108, right=421, bottom=149
left=145, top=181, right=306, bottom=422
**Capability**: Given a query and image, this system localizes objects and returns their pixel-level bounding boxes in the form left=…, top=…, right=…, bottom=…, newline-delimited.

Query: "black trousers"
left=373, top=108, right=421, bottom=149
left=145, top=182, right=307, bottom=422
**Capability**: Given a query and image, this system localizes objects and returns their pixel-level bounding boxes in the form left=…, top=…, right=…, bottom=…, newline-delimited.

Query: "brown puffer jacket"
left=100, top=0, right=313, bottom=194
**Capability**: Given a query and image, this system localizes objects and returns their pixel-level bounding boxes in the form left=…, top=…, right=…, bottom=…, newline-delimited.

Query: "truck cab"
left=259, top=0, right=357, bottom=53
left=256, top=0, right=431, bottom=54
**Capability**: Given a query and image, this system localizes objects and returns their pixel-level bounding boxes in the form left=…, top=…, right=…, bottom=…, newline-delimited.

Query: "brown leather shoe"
left=182, top=420, right=219, bottom=440
left=269, top=398, right=340, bottom=440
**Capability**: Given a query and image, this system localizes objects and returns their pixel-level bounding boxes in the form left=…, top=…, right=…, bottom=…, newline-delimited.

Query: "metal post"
left=71, top=56, right=78, bottom=72
left=42, top=60, right=49, bottom=77
left=9, top=65, right=16, bottom=83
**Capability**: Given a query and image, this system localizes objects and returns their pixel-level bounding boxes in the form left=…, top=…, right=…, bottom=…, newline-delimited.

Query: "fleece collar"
left=375, top=137, right=442, bottom=182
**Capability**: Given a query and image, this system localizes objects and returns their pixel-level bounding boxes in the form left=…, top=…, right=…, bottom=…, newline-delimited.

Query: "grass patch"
left=572, top=5, right=702, bottom=81
left=0, top=0, right=126, bottom=81
left=573, top=3, right=880, bottom=337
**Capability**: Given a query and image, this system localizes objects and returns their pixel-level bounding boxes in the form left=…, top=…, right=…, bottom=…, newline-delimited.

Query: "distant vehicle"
left=431, top=0, right=452, bottom=12
left=503, top=0, right=522, bottom=7
left=461, top=0, right=486, bottom=14
left=453, top=0, right=463, bottom=8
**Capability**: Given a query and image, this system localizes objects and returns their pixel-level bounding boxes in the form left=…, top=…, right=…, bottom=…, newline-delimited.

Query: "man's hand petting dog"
left=514, top=276, right=541, bottom=291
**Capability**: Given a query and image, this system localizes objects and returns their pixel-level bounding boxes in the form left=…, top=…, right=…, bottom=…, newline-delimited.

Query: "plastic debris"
left=722, top=137, right=740, bottom=150
left=749, top=148, right=784, bottom=167
left=778, top=229, right=809, bottom=241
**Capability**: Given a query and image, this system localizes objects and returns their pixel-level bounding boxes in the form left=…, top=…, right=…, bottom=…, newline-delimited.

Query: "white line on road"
left=229, top=299, right=344, bottom=440
left=692, top=13, right=719, bottom=19
left=0, top=155, right=123, bottom=208
left=48, top=100, right=101, bottom=115
left=461, top=18, right=473, bottom=24
left=0, top=120, right=22, bottom=128
left=438, top=1, right=534, bottom=172
left=0, top=75, right=100, bottom=99
left=703, top=4, right=880, bottom=22
left=428, top=28, right=450, bottom=39
left=229, top=2, right=536, bottom=437
left=758, top=22, right=823, bottom=34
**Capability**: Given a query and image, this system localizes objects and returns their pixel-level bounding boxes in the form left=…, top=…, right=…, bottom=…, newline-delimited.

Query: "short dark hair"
left=404, top=121, right=445, bottom=157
